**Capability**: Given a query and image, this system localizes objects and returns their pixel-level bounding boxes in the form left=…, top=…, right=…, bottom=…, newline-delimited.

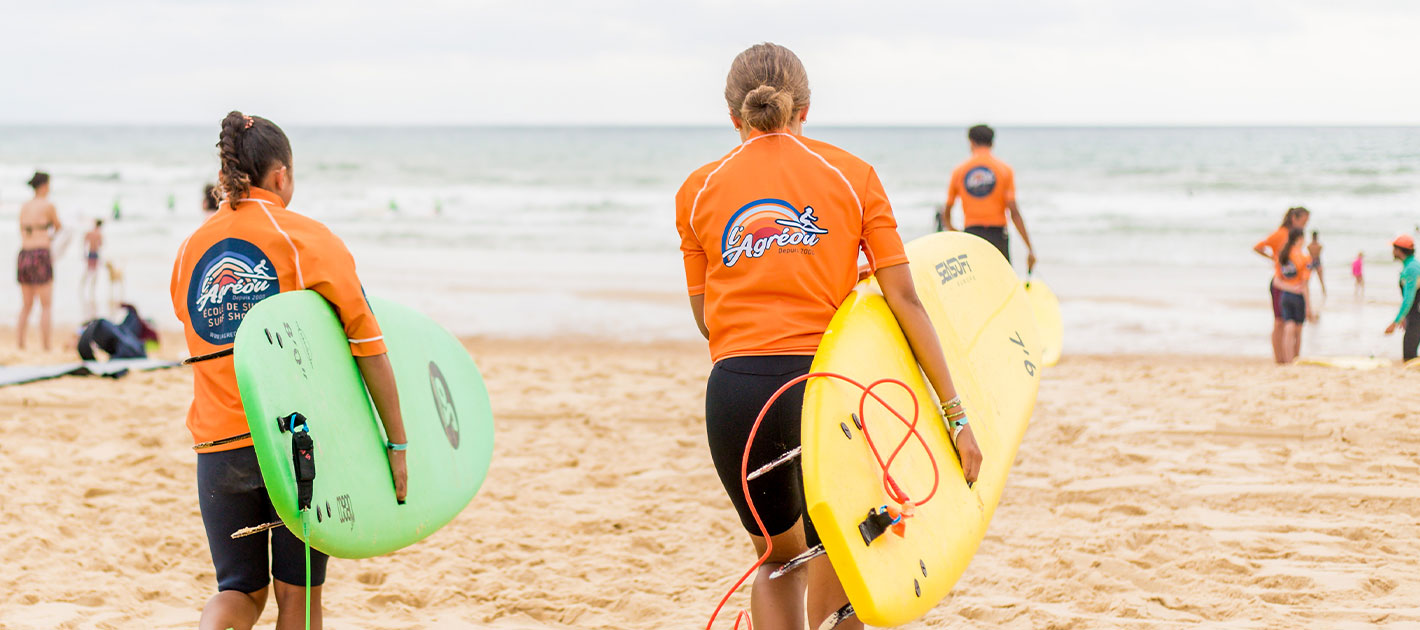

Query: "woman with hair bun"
left=675, top=43, right=982, bottom=630
left=170, top=111, right=410, bottom=629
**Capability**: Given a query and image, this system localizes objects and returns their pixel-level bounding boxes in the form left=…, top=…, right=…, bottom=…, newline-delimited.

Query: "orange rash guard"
left=947, top=148, right=1015, bottom=228
left=676, top=132, right=909, bottom=363
left=170, top=187, right=386, bottom=452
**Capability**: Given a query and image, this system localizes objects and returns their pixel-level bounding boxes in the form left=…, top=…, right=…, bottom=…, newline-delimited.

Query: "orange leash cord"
left=705, top=372, right=943, bottom=630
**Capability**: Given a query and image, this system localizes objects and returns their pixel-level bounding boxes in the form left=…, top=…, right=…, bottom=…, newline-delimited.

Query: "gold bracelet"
left=940, top=397, right=962, bottom=414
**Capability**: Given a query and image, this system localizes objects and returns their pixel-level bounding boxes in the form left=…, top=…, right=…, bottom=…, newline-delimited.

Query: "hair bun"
left=740, top=84, right=794, bottom=131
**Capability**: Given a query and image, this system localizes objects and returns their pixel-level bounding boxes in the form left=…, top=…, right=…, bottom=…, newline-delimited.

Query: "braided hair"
left=216, top=111, right=291, bottom=206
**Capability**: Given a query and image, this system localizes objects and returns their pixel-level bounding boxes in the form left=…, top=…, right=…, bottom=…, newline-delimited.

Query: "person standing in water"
left=676, top=43, right=981, bottom=630
left=17, top=171, right=61, bottom=351
left=1353, top=252, right=1365, bottom=297
left=1273, top=228, right=1315, bottom=364
left=1383, top=234, right=1418, bottom=361
left=203, top=182, right=220, bottom=215
left=80, top=219, right=104, bottom=320
left=940, top=124, right=1036, bottom=271
left=1254, top=206, right=1310, bottom=362
left=171, top=112, right=410, bottom=630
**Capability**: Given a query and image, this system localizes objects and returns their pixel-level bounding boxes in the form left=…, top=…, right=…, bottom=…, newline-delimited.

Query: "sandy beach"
left=1, top=330, right=1417, bottom=629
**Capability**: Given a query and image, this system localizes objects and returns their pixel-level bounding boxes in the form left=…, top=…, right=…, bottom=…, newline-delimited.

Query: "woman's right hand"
left=387, top=448, right=408, bottom=503
left=953, top=424, right=982, bottom=485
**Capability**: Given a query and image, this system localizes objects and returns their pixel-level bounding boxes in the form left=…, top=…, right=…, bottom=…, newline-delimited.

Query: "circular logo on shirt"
left=720, top=198, right=830, bottom=268
left=187, top=238, right=280, bottom=344
left=429, top=361, right=460, bottom=449
left=963, top=166, right=997, bottom=198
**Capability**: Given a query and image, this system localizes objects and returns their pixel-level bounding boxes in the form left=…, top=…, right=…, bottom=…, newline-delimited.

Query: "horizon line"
left=2, top=122, right=1420, bottom=130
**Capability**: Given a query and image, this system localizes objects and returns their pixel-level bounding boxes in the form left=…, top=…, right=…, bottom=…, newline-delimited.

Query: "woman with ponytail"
left=170, top=112, right=410, bottom=629
left=675, top=43, right=982, bottom=630
left=1273, top=227, right=1315, bottom=363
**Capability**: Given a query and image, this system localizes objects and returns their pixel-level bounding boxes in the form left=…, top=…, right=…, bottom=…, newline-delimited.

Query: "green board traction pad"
left=234, top=291, right=494, bottom=559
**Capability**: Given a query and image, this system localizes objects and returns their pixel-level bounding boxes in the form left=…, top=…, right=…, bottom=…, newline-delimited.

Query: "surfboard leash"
left=706, top=371, right=944, bottom=630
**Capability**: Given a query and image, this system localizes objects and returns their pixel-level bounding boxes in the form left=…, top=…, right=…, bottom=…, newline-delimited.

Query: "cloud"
left=1, top=0, right=1416, bottom=125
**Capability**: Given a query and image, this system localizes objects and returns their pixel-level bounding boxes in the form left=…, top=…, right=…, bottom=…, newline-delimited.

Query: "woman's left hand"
left=953, top=424, right=982, bottom=485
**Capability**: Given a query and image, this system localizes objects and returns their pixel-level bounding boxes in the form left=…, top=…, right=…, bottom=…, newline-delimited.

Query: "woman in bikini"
left=17, top=171, right=61, bottom=350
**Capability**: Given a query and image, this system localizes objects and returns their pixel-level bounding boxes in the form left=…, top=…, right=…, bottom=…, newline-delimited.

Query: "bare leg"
left=198, top=586, right=268, bottom=630
left=17, top=285, right=36, bottom=350
left=749, top=519, right=809, bottom=630
left=1278, top=319, right=1289, bottom=363
left=807, top=555, right=861, bottom=630
left=38, top=282, right=53, bottom=351
left=274, top=579, right=323, bottom=630
left=1280, top=322, right=1300, bottom=363
left=80, top=269, right=95, bottom=320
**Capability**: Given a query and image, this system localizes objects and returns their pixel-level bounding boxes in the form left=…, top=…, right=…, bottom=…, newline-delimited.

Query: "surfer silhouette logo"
left=964, top=166, right=997, bottom=197
left=428, top=361, right=460, bottom=448
left=186, top=238, right=280, bottom=344
left=721, top=200, right=830, bottom=267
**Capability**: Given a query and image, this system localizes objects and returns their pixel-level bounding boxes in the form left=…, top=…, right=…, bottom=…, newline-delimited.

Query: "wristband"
left=948, top=416, right=969, bottom=441
left=386, top=441, right=407, bottom=451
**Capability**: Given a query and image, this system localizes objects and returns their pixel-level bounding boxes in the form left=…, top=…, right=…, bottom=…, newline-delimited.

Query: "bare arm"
left=940, top=197, right=957, bottom=232
left=1007, top=200, right=1036, bottom=272
left=356, top=353, right=408, bottom=502
left=689, top=294, right=709, bottom=340
left=875, top=263, right=981, bottom=483
left=48, top=203, right=62, bottom=234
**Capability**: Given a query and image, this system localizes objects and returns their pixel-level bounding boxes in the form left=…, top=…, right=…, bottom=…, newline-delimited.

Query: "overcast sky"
left=3, top=0, right=1417, bottom=126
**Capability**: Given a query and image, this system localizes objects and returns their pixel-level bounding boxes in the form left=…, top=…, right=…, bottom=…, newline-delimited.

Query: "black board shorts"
left=1278, top=291, right=1306, bottom=324
left=197, top=446, right=328, bottom=592
left=705, top=355, right=819, bottom=548
left=964, top=225, right=1010, bottom=262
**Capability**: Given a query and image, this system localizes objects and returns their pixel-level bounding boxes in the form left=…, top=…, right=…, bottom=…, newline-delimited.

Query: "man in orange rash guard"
left=941, top=124, right=1036, bottom=271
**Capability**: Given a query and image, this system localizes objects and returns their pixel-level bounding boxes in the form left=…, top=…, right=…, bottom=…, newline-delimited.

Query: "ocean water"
left=1, top=125, right=1416, bottom=358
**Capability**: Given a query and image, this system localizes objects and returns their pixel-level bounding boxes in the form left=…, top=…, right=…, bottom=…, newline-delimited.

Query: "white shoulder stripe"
left=348, top=335, right=384, bottom=344
left=687, top=133, right=784, bottom=240
left=783, top=135, right=863, bottom=220
left=248, top=199, right=304, bottom=288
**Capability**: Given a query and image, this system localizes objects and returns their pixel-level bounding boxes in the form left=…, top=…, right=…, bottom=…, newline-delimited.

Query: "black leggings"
left=1405, top=301, right=1420, bottom=361
left=197, top=446, right=329, bottom=592
left=705, top=355, right=819, bottom=547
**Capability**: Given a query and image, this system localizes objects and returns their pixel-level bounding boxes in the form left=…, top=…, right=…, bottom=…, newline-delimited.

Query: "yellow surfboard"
left=802, top=232, right=1041, bottom=627
left=1295, top=356, right=1395, bottom=371
left=1024, top=280, right=1063, bottom=367
left=1406, top=358, right=1420, bottom=371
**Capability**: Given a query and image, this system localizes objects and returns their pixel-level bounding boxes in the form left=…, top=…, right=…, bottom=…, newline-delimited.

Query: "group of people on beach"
left=1253, top=206, right=1419, bottom=363
left=155, top=43, right=988, bottom=630
left=11, top=41, right=1416, bottom=630
left=12, top=173, right=227, bottom=352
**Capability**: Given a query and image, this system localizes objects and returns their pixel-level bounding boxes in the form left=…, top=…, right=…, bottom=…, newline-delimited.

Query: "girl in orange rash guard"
left=170, top=112, right=410, bottom=630
left=1254, top=206, right=1310, bottom=363
left=675, top=43, right=983, bottom=630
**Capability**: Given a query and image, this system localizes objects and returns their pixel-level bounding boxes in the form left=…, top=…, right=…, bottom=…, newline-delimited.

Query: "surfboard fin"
left=816, top=603, right=856, bottom=630
left=230, top=520, right=285, bottom=539
left=768, top=544, right=825, bottom=580
left=747, top=446, right=802, bottom=481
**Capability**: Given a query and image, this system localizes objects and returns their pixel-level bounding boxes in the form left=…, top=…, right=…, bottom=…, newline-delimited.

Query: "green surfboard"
left=234, top=291, right=494, bottom=559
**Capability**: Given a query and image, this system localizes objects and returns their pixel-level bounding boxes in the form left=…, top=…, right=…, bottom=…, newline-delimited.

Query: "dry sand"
left=1, top=331, right=1417, bottom=629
